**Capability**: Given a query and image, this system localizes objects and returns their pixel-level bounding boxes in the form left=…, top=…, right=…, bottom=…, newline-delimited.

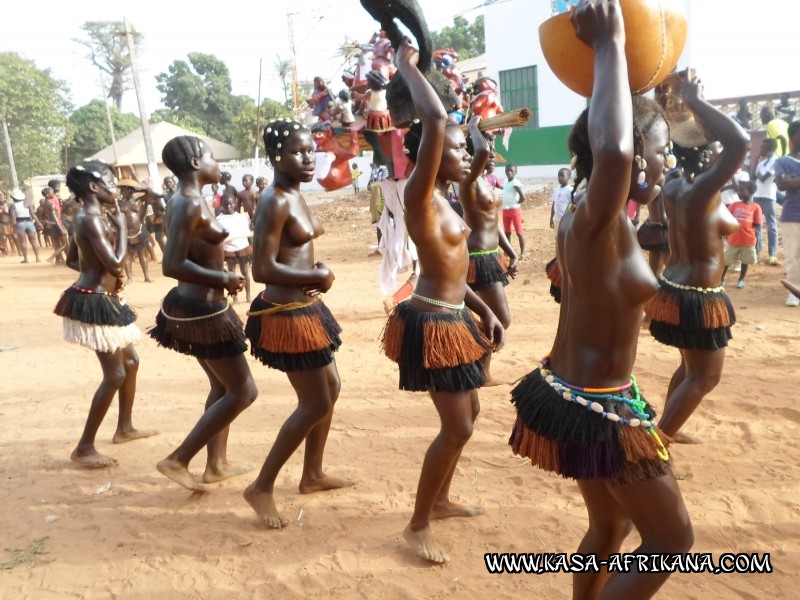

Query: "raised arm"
left=465, top=117, right=490, bottom=185
left=684, top=75, right=749, bottom=204
left=574, top=0, right=633, bottom=234
left=396, top=38, right=447, bottom=210
left=251, top=194, right=333, bottom=291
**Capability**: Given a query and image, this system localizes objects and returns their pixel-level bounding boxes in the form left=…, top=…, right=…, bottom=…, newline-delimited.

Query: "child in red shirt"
left=722, top=179, right=762, bottom=288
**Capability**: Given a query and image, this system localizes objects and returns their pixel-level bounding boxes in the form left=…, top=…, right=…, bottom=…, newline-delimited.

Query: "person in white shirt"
left=502, top=164, right=526, bottom=255
left=550, top=167, right=572, bottom=232
left=753, top=138, right=780, bottom=265
left=216, top=192, right=253, bottom=302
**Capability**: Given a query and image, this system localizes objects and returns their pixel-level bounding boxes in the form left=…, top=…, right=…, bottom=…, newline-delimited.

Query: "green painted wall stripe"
left=495, top=125, right=573, bottom=166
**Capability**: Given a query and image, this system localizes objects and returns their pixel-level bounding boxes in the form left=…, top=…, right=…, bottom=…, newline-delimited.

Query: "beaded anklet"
left=537, top=358, right=669, bottom=461
left=410, top=292, right=465, bottom=311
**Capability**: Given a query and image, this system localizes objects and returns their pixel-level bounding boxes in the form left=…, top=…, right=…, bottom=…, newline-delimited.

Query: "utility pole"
left=98, top=68, right=119, bottom=164
left=254, top=57, right=263, bottom=177
left=288, top=13, right=301, bottom=115
left=123, top=17, right=160, bottom=189
left=2, top=117, right=19, bottom=188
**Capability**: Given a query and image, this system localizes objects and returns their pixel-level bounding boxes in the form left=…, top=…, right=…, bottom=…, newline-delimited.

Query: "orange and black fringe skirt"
left=645, top=277, right=735, bottom=350
left=636, top=222, right=670, bottom=252
left=380, top=301, right=491, bottom=392
left=224, top=246, right=253, bottom=264
left=509, top=368, right=672, bottom=483
left=148, top=287, right=247, bottom=359
left=365, top=110, right=393, bottom=132
left=245, top=294, right=342, bottom=372
left=545, top=257, right=562, bottom=304
left=467, top=249, right=509, bottom=290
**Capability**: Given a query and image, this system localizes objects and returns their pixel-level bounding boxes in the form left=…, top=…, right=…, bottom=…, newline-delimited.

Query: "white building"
left=483, top=0, right=800, bottom=175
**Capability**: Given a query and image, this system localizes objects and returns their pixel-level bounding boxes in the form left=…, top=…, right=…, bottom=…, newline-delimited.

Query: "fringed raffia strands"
left=466, top=259, right=477, bottom=285
left=545, top=257, right=562, bottom=288
left=422, top=319, right=488, bottom=369
left=54, top=287, right=137, bottom=326
left=701, top=294, right=735, bottom=329
left=380, top=310, right=405, bottom=363
left=258, top=311, right=331, bottom=353
left=509, top=418, right=560, bottom=472
left=63, top=318, right=140, bottom=353
left=644, top=289, right=681, bottom=325
left=636, top=222, right=669, bottom=250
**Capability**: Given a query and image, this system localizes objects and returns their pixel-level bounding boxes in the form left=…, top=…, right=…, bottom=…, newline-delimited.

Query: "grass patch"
left=1, top=537, right=51, bottom=570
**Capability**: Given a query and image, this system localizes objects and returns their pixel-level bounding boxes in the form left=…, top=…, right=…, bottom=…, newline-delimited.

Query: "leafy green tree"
left=66, top=100, right=140, bottom=165
left=74, top=21, right=141, bottom=111
left=149, top=109, right=208, bottom=136
left=431, top=15, right=485, bottom=60
left=232, top=97, right=293, bottom=156
left=156, top=53, right=236, bottom=143
left=0, top=52, right=71, bottom=184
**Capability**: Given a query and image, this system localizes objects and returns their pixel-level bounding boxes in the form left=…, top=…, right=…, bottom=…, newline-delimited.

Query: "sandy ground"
left=1, top=187, right=798, bottom=599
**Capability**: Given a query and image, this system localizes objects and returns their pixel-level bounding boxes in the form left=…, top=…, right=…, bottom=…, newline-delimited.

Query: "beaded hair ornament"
left=264, top=119, right=309, bottom=162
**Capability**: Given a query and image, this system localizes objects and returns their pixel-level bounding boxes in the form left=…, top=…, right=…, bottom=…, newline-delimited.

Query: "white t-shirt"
left=552, top=185, right=572, bottom=224
left=502, top=178, right=523, bottom=209
left=754, top=157, right=777, bottom=201
left=216, top=212, right=251, bottom=252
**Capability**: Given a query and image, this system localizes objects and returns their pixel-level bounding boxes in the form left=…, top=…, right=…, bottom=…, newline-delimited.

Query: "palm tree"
left=274, top=55, right=292, bottom=107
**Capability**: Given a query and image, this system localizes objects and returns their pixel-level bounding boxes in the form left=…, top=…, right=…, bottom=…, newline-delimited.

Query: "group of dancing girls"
left=51, top=3, right=746, bottom=597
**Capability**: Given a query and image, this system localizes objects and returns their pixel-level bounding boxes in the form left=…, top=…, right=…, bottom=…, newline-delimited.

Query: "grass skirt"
left=467, top=250, right=509, bottom=290
left=509, top=368, right=671, bottom=483
left=225, top=246, right=253, bottom=263
left=545, top=257, right=562, bottom=304
left=645, top=276, right=735, bottom=350
left=148, top=287, right=247, bottom=359
left=245, top=295, right=342, bottom=372
left=637, top=222, right=669, bottom=251
left=54, top=286, right=140, bottom=353
left=380, top=301, right=490, bottom=392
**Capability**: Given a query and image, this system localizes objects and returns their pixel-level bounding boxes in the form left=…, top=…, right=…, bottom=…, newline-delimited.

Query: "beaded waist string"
left=410, top=292, right=465, bottom=311
left=658, top=275, right=724, bottom=294
left=468, top=247, right=500, bottom=257
left=538, top=358, right=669, bottom=461
left=160, top=297, right=232, bottom=322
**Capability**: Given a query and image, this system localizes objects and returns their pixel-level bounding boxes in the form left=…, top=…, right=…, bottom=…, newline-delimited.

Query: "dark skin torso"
left=662, top=178, right=738, bottom=287
left=461, top=175, right=500, bottom=251
left=164, top=191, right=229, bottom=303
left=551, top=192, right=659, bottom=387
left=71, top=210, right=122, bottom=293
left=121, top=198, right=147, bottom=239
left=237, top=188, right=257, bottom=220
left=252, top=185, right=325, bottom=304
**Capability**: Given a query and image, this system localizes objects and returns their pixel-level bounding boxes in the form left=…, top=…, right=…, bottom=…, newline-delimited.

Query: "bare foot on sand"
left=71, top=448, right=118, bottom=468
left=403, top=523, right=448, bottom=563
left=112, top=429, right=159, bottom=444
left=157, top=458, right=207, bottom=492
left=243, top=484, right=289, bottom=529
left=431, top=500, right=485, bottom=520
left=671, top=431, right=702, bottom=444
left=202, top=462, right=251, bottom=484
left=482, top=376, right=503, bottom=387
left=299, top=473, right=355, bottom=494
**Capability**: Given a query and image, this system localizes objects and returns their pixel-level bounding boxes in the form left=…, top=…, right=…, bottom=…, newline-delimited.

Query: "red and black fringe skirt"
left=148, top=287, right=247, bottom=359
left=509, top=368, right=671, bottom=484
left=225, top=246, right=253, bottom=264
left=645, top=276, right=735, bottom=350
left=380, top=301, right=491, bottom=392
left=545, top=257, right=562, bottom=304
left=54, top=285, right=140, bottom=353
left=467, top=249, right=509, bottom=290
left=637, top=222, right=669, bottom=252
left=245, top=294, right=342, bottom=372
left=365, top=110, right=393, bottom=132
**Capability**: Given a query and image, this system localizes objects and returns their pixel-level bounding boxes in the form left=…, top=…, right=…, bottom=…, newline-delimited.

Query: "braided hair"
left=567, top=96, right=668, bottom=200
left=262, top=118, right=310, bottom=164
left=672, top=142, right=710, bottom=182
left=162, top=136, right=207, bottom=177
left=402, top=119, right=462, bottom=164
left=66, top=160, right=114, bottom=196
